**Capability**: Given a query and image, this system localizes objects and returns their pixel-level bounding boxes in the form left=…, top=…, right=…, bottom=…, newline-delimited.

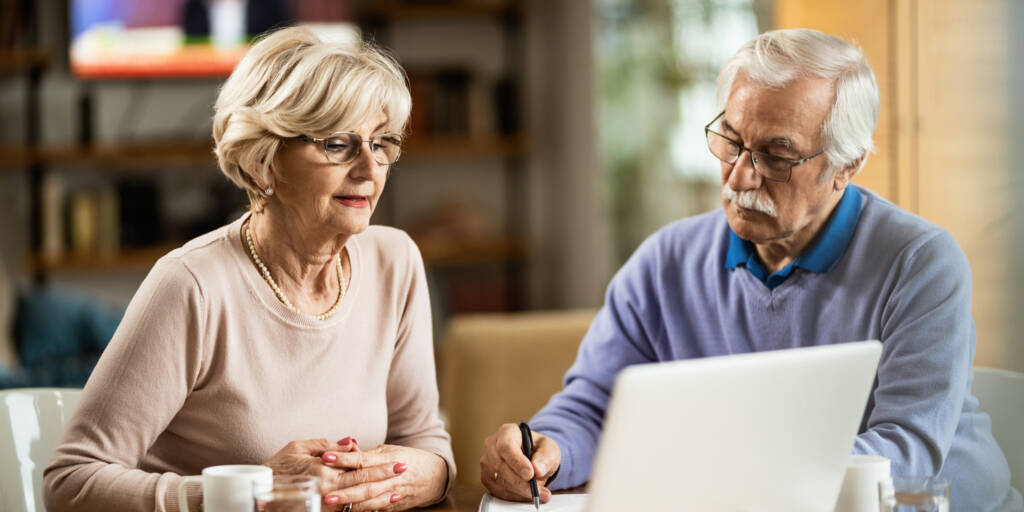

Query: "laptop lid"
left=587, top=340, right=882, bottom=512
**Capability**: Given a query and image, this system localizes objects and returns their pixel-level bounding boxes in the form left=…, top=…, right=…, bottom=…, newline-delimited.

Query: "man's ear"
left=833, top=154, right=865, bottom=191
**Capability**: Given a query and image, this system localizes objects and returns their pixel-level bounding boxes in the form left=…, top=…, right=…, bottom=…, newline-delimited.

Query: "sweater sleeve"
left=383, top=236, right=456, bottom=498
left=852, top=230, right=974, bottom=475
left=44, top=257, right=207, bottom=512
left=530, top=235, right=663, bottom=490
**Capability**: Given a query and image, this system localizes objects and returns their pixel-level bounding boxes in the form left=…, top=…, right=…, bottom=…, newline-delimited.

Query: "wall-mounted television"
left=70, top=0, right=358, bottom=79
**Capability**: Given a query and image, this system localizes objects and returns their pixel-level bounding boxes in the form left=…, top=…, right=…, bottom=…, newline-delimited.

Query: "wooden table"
left=425, top=483, right=586, bottom=511
left=425, top=483, right=487, bottom=511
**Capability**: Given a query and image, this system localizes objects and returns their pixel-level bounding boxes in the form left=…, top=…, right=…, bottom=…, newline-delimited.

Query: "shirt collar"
left=792, top=185, right=863, bottom=273
left=725, top=186, right=863, bottom=280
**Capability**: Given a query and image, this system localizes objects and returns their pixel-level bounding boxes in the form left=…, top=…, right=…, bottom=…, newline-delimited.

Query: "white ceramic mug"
left=178, top=464, right=273, bottom=512
left=834, top=455, right=891, bottom=512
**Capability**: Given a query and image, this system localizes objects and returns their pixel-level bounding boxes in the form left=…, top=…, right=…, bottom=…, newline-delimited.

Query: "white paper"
left=479, top=493, right=589, bottom=512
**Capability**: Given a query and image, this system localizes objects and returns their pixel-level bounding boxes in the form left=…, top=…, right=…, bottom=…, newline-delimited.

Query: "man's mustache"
left=721, top=185, right=778, bottom=218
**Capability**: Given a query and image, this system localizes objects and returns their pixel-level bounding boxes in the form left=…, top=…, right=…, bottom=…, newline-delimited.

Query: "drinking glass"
left=254, top=475, right=321, bottom=512
left=878, top=476, right=950, bottom=512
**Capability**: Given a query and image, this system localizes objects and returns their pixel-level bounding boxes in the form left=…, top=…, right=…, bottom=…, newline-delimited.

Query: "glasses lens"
left=372, top=134, right=402, bottom=164
left=707, top=131, right=740, bottom=163
left=752, top=151, right=791, bottom=181
left=322, top=133, right=360, bottom=164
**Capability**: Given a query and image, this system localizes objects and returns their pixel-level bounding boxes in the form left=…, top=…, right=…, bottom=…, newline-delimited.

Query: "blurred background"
left=0, top=0, right=1021, bottom=397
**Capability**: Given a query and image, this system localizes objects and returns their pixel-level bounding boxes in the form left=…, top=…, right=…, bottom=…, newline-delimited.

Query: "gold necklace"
left=244, top=224, right=346, bottom=321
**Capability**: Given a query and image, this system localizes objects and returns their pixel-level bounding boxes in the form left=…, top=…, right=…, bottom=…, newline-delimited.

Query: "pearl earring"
left=265, top=187, right=274, bottom=196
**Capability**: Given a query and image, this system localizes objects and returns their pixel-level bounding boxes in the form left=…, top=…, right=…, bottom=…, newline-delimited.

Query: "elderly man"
left=480, top=29, right=1022, bottom=511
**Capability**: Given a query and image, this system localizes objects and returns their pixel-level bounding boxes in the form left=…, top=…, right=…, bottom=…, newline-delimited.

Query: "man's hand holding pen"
left=480, top=422, right=562, bottom=505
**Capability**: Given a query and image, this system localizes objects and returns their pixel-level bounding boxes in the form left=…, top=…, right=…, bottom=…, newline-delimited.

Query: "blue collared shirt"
left=725, top=186, right=863, bottom=289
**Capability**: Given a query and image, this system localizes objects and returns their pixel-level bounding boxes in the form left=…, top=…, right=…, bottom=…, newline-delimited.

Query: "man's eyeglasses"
left=299, top=132, right=403, bottom=166
left=704, top=111, right=824, bottom=183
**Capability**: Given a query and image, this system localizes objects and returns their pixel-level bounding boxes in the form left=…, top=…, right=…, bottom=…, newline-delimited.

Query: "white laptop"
left=585, top=340, right=882, bottom=512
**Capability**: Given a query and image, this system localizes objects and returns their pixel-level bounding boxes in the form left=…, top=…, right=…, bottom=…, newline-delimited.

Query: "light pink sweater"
left=44, top=214, right=455, bottom=511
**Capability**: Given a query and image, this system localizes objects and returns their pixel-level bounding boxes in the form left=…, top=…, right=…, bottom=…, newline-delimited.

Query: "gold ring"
left=342, top=504, right=352, bottom=512
left=492, top=471, right=499, bottom=482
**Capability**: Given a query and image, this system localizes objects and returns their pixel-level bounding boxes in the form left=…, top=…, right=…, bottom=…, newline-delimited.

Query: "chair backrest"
left=441, top=309, right=596, bottom=485
left=973, top=367, right=1024, bottom=493
left=0, top=388, right=82, bottom=512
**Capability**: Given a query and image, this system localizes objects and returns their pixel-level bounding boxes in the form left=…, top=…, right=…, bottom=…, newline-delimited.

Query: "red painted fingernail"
left=393, top=463, right=408, bottom=474
left=390, top=494, right=402, bottom=503
left=325, top=495, right=340, bottom=505
left=337, top=437, right=352, bottom=446
left=321, top=453, right=336, bottom=462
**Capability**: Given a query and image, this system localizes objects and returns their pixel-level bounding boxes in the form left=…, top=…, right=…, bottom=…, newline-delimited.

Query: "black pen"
left=519, top=420, right=541, bottom=511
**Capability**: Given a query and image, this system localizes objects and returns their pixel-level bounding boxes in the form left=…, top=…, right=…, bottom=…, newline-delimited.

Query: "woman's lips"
left=334, top=196, right=369, bottom=208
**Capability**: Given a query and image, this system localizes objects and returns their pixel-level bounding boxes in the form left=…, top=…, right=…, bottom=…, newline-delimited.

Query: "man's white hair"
left=716, top=28, right=879, bottom=174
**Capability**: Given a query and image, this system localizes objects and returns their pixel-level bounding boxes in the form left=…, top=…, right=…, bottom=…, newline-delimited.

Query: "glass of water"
left=879, top=476, right=950, bottom=512
left=254, top=475, right=321, bottom=512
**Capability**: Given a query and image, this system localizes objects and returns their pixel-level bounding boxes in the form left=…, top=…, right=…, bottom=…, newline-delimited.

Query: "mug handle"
left=177, top=475, right=202, bottom=512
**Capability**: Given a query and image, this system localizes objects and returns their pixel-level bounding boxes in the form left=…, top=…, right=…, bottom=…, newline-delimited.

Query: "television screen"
left=70, top=0, right=358, bottom=79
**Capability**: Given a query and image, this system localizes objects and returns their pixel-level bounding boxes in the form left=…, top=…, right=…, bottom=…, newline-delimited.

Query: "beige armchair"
left=440, top=309, right=597, bottom=485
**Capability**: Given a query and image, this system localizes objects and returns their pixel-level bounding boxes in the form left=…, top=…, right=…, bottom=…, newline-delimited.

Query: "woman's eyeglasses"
left=299, top=132, right=403, bottom=166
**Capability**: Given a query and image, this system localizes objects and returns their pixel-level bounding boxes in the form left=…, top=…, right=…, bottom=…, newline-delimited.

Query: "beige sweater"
left=44, top=214, right=455, bottom=511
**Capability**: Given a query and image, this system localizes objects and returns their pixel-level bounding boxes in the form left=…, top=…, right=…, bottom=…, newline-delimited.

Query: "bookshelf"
left=27, top=245, right=179, bottom=274
left=355, top=0, right=532, bottom=311
left=4, top=131, right=529, bottom=278
left=403, top=134, right=527, bottom=159
left=0, top=136, right=527, bottom=170
left=1, top=43, right=48, bottom=282
left=0, top=49, right=48, bottom=73
left=28, top=236, right=526, bottom=274
left=7, top=1, right=532, bottom=313
left=0, top=141, right=215, bottom=170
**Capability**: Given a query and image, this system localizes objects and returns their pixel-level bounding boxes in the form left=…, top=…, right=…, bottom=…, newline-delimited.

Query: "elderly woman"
left=44, top=27, right=453, bottom=512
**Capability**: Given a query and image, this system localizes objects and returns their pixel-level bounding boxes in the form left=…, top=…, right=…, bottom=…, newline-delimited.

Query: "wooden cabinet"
left=774, top=0, right=897, bottom=201
left=775, top=0, right=1020, bottom=370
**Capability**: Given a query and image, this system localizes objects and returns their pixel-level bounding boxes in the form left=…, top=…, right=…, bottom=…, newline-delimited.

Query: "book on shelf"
left=38, top=175, right=162, bottom=265
left=68, top=190, right=99, bottom=256
left=432, top=68, right=470, bottom=135
left=41, top=174, right=64, bottom=264
left=35, top=172, right=248, bottom=269
left=117, top=179, right=164, bottom=249
left=407, top=68, right=519, bottom=141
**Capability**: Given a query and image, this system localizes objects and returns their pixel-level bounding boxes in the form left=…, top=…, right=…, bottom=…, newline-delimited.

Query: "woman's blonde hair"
left=212, top=26, right=411, bottom=211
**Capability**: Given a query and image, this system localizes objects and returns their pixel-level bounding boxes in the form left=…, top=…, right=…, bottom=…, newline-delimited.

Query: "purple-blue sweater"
left=531, top=185, right=1022, bottom=511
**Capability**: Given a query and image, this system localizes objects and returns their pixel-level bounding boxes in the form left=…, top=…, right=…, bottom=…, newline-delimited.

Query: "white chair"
left=973, top=367, right=1024, bottom=493
left=0, top=388, right=82, bottom=512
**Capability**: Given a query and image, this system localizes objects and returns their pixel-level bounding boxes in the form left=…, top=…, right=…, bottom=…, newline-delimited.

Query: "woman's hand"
left=319, top=443, right=448, bottom=511
left=480, top=423, right=561, bottom=503
left=262, top=438, right=361, bottom=497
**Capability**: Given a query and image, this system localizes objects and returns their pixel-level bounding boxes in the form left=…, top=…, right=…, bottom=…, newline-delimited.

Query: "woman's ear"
left=258, top=159, right=277, bottom=191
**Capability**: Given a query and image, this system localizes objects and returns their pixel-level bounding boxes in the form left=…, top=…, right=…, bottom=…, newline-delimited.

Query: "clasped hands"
left=263, top=437, right=446, bottom=512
